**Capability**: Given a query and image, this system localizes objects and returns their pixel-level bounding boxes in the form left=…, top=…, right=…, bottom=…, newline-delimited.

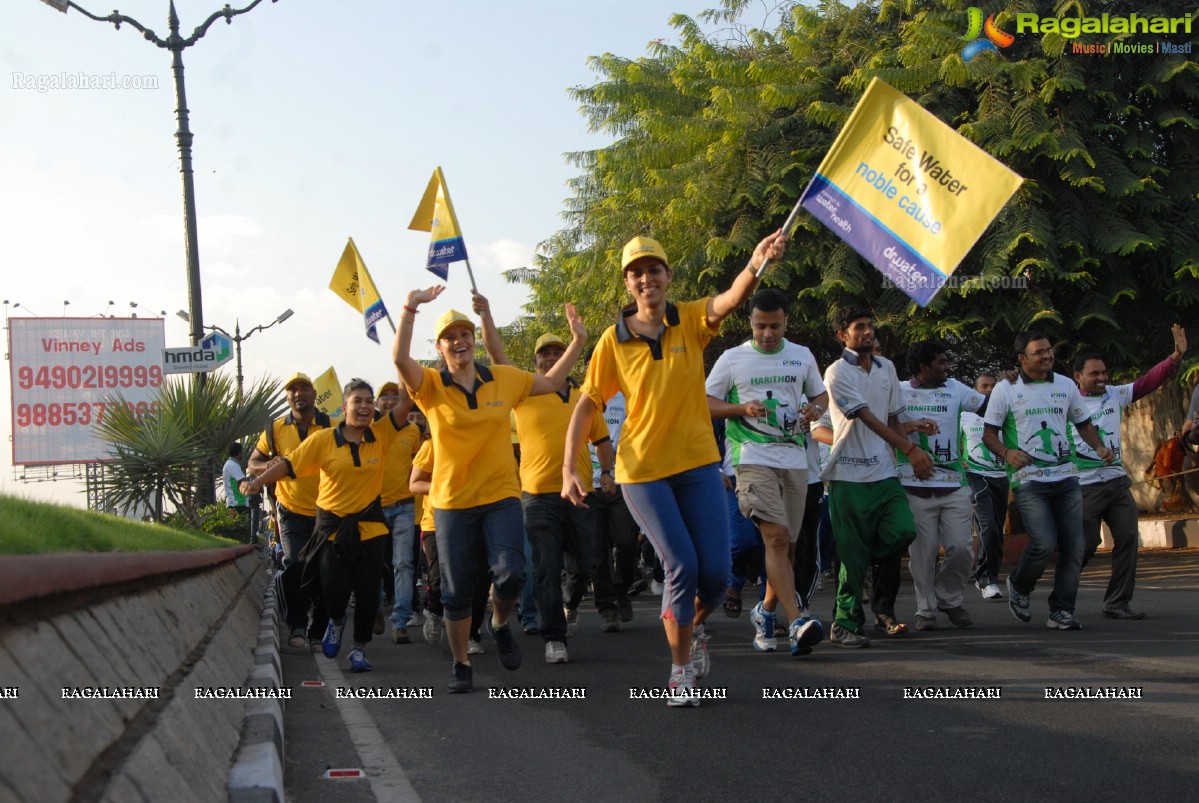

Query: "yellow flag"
left=329, top=238, right=389, bottom=342
left=408, top=167, right=468, bottom=281
left=312, top=366, right=343, bottom=420
left=798, top=77, right=1023, bottom=306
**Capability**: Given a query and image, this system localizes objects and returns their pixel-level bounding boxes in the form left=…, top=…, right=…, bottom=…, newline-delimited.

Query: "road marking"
left=316, top=655, right=422, bottom=802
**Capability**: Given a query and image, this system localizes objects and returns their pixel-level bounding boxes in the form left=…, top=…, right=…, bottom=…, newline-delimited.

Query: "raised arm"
left=532, top=303, right=588, bottom=395
left=393, top=286, right=446, bottom=392
left=473, top=290, right=511, bottom=366
left=706, top=229, right=787, bottom=326
left=388, top=383, right=416, bottom=429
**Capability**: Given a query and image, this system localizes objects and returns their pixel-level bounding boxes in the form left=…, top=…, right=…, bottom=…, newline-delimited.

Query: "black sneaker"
left=618, top=598, right=634, bottom=622
left=448, top=661, right=473, bottom=693
left=488, top=618, right=522, bottom=670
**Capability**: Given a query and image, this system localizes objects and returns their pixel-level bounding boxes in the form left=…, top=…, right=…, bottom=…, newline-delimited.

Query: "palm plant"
left=93, top=372, right=286, bottom=522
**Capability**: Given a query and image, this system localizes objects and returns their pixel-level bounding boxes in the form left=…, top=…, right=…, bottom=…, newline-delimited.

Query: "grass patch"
left=0, top=495, right=237, bottom=555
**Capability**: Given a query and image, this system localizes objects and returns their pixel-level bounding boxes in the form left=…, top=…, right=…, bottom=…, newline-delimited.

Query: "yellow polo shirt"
left=582, top=299, right=719, bottom=484
left=412, top=439, right=435, bottom=532
left=410, top=362, right=534, bottom=510
left=514, top=383, right=609, bottom=494
left=285, top=416, right=404, bottom=541
left=255, top=411, right=333, bottom=517
left=379, top=420, right=421, bottom=506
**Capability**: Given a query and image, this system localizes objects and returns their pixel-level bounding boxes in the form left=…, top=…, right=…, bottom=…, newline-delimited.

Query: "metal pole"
left=234, top=320, right=244, bottom=398
left=167, top=2, right=204, bottom=352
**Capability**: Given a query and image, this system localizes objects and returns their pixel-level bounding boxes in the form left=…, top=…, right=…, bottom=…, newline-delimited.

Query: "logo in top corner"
left=961, top=7, right=1015, bottom=62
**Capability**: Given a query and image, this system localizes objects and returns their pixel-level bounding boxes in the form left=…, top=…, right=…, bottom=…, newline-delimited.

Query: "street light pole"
left=190, top=309, right=293, bottom=397
left=40, top=0, right=279, bottom=350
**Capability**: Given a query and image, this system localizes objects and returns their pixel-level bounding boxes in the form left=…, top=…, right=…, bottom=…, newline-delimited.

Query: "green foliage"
left=167, top=503, right=252, bottom=544
left=528, top=0, right=1199, bottom=377
left=0, top=494, right=235, bottom=555
left=92, top=373, right=286, bottom=523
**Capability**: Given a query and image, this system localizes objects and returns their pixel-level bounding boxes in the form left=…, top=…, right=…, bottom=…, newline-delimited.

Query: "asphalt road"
left=280, top=549, right=1199, bottom=802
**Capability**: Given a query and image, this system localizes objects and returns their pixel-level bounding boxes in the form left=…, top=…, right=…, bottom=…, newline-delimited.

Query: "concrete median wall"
left=0, top=546, right=271, bottom=803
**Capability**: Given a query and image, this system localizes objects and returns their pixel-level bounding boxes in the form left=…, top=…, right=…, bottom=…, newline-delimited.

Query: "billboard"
left=8, top=317, right=167, bottom=465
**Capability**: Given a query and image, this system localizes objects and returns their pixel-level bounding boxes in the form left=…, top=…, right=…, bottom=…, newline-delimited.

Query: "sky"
left=1, top=0, right=724, bottom=507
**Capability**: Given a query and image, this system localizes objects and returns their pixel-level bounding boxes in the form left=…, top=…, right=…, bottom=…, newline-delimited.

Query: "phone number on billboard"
left=15, top=401, right=161, bottom=428
left=17, top=364, right=164, bottom=390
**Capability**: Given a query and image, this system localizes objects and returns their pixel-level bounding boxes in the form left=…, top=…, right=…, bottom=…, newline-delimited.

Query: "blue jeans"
left=1010, top=478, right=1084, bottom=614
left=621, top=463, right=730, bottom=625
left=725, top=479, right=763, bottom=591
left=384, top=499, right=416, bottom=629
left=523, top=492, right=599, bottom=642
left=519, top=532, right=538, bottom=628
left=434, top=497, right=525, bottom=621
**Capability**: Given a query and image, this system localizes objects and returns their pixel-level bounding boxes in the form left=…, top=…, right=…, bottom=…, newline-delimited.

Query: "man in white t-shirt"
left=1070, top=324, right=1186, bottom=620
left=706, top=289, right=829, bottom=656
left=822, top=305, right=932, bottom=647
left=983, top=332, right=1112, bottom=630
left=222, top=442, right=247, bottom=510
left=896, top=341, right=987, bottom=631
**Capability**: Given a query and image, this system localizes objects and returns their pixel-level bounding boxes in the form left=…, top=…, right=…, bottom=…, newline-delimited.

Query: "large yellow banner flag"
left=329, top=238, right=389, bottom=343
left=408, top=166, right=469, bottom=281
left=312, top=366, right=343, bottom=420
left=798, top=77, right=1023, bottom=306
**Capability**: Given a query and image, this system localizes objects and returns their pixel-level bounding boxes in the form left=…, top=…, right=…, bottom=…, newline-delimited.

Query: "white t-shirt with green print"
left=983, top=373, right=1090, bottom=488
left=705, top=340, right=825, bottom=470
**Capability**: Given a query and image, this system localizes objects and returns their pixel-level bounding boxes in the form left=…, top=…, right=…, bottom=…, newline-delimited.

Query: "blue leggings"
left=621, top=463, right=730, bottom=625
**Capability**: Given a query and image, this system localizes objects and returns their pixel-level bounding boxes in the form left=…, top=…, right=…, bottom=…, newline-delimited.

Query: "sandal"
left=723, top=590, right=743, bottom=618
left=874, top=615, right=908, bottom=637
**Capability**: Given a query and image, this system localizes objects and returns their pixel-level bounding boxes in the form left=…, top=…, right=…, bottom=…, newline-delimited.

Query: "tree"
left=93, top=373, right=285, bottom=522
left=526, top=0, right=1198, bottom=378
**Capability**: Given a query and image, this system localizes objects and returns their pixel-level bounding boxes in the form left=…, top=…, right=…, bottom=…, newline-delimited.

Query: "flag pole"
left=754, top=195, right=807, bottom=279
left=462, top=258, right=479, bottom=293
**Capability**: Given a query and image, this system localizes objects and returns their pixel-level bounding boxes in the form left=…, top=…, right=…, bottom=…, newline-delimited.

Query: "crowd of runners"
left=238, top=232, right=1188, bottom=707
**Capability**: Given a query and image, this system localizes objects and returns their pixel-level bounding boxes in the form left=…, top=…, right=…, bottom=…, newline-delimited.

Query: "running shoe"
left=1047, top=610, right=1082, bottom=630
left=423, top=611, right=443, bottom=645
left=1007, top=576, right=1031, bottom=622
left=489, top=618, right=522, bottom=670
left=978, top=581, right=1003, bottom=601
left=321, top=619, right=345, bottom=658
left=347, top=647, right=371, bottom=673
left=750, top=602, right=777, bottom=652
left=545, top=640, right=569, bottom=664
left=448, top=661, right=473, bottom=693
left=600, top=608, right=620, bottom=633
left=828, top=623, right=870, bottom=648
left=789, top=616, right=824, bottom=656
left=392, top=628, right=410, bottom=645
left=467, top=639, right=484, bottom=655
left=1102, top=605, right=1145, bottom=620
left=287, top=628, right=307, bottom=650
left=940, top=606, right=973, bottom=628
left=666, top=666, right=700, bottom=708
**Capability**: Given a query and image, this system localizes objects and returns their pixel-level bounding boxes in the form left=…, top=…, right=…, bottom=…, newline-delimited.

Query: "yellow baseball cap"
left=283, top=372, right=313, bottom=390
left=534, top=333, right=566, bottom=354
left=434, top=309, right=474, bottom=340
left=621, top=236, right=669, bottom=271
left=378, top=381, right=400, bottom=397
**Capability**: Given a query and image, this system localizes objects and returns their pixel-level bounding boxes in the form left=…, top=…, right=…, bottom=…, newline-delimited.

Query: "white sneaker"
left=750, top=602, right=777, bottom=652
left=423, top=611, right=443, bottom=645
left=667, top=666, right=699, bottom=708
left=650, top=580, right=664, bottom=596
left=544, top=640, right=569, bottom=663
left=468, top=639, right=485, bottom=655
left=980, top=583, right=1003, bottom=601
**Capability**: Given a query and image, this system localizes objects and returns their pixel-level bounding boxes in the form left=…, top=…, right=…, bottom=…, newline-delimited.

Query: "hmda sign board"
left=162, top=331, right=233, bottom=374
